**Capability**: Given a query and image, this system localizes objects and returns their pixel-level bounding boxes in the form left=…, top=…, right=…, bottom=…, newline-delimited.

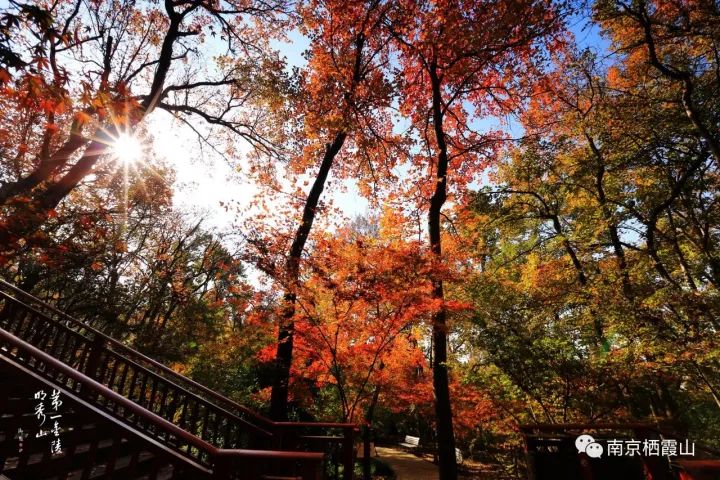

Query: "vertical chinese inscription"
left=33, top=389, right=63, bottom=454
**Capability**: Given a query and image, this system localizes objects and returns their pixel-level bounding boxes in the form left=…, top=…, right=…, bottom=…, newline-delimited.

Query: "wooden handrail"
left=0, top=326, right=217, bottom=457
left=214, top=449, right=325, bottom=461
left=0, top=278, right=273, bottom=427
left=276, top=422, right=358, bottom=429
left=0, top=287, right=274, bottom=442
left=0, top=351, right=214, bottom=475
left=519, top=423, right=673, bottom=432
left=0, top=278, right=357, bottom=430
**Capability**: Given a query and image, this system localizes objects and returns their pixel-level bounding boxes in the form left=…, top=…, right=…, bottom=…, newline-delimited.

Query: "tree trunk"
left=0, top=130, right=89, bottom=206
left=269, top=132, right=347, bottom=420
left=428, top=62, right=458, bottom=480
left=268, top=23, right=371, bottom=420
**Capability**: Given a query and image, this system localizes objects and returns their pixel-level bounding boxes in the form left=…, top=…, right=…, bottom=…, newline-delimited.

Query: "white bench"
left=399, top=435, right=420, bottom=449
left=455, top=447, right=463, bottom=464
left=400, top=436, right=463, bottom=464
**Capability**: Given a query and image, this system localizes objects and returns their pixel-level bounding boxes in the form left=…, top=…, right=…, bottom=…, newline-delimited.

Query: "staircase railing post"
left=342, top=425, right=355, bottom=480
left=362, top=425, right=371, bottom=480
left=84, top=334, right=106, bottom=381
left=300, top=456, right=325, bottom=480
left=634, top=426, right=673, bottom=480
left=272, top=423, right=285, bottom=450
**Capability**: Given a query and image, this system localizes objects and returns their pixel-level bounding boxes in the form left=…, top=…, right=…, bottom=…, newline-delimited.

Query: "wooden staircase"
left=0, top=279, right=356, bottom=479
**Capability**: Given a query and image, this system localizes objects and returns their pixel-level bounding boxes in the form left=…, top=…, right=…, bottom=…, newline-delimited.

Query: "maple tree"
left=241, top=0, right=400, bottom=420
left=385, top=0, right=565, bottom=476
left=248, top=223, right=431, bottom=423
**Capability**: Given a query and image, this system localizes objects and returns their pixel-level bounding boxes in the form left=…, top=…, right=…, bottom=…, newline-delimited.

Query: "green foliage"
left=453, top=0, right=720, bottom=461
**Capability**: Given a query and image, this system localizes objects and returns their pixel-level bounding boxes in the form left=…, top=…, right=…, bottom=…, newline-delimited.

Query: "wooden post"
left=300, top=456, right=325, bottom=480
left=342, top=426, right=355, bottom=480
left=362, top=426, right=371, bottom=480
left=82, top=335, right=107, bottom=401
left=634, top=427, right=674, bottom=480
left=84, top=334, right=106, bottom=380
left=522, top=427, right=538, bottom=480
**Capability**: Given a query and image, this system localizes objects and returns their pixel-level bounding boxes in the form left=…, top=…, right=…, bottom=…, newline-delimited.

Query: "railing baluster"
left=207, top=411, right=218, bottom=446
left=222, top=416, right=233, bottom=448
left=48, top=327, right=66, bottom=357
left=189, top=400, right=201, bottom=439
left=179, top=395, right=191, bottom=431
left=148, top=375, right=159, bottom=413
left=201, top=404, right=212, bottom=442
left=125, top=363, right=139, bottom=402
left=229, top=423, right=240, bottom=450
left=10, top=310, right=30, bottom=337
left=138, top=369, right=150, bottom=408
left=76, top=337, right=92, bottom=372
left=60, top=332, right=74, bottom=364
left=177, top=394, right=190, bottom=432
left=12, top=310, right=28, bottom=337
left=45, top=323, right=59, bottom=352
left=115, top=361, right=130, bottom=411
left=17, top=311, right=35, bottom=340
left=166, top=386, right=182, bottom=426
left=157, top=381, right=170, bottom=418
left=107, top=353, right=120, bottom=388
left=35, top=322, right=54, bottom=351
left=83, top=335, right=106, bottom=380
left=29, top=314, right=45, bottom=345
left=97, top=349, right=110, bottom=383
left=64, top=335, right=82, bottom=369
left=11, top=311, right=28, bottom=336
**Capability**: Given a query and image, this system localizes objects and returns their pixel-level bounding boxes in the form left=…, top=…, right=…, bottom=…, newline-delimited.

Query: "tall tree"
left=452, top=0, right=720, bottom=453
left=387, top=0, right=564, bottom=477
left=249, top=0, right=397, bottom=420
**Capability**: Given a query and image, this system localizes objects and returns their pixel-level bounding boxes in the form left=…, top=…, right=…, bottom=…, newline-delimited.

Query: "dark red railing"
left=0, top=278, right=357, bottom=479
left=0, top=326, right=325, bottom=479
left=520, top=423, right=720, bottom=480
left=0, top=351, right=213, bottom=479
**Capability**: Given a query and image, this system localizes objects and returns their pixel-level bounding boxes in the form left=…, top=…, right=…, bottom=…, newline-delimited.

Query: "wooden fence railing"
left=520, top=423, right=720, bottom=480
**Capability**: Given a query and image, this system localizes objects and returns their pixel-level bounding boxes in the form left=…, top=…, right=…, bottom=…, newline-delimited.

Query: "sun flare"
left=112, top=133, right=144, bottom=165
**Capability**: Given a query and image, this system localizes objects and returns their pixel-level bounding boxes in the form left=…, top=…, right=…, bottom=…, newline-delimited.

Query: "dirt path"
left=375, top=446, right=439, bottom=480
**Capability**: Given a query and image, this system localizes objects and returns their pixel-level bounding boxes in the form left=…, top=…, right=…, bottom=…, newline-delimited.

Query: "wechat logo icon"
left=576, top=434, right=603, bottom=458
